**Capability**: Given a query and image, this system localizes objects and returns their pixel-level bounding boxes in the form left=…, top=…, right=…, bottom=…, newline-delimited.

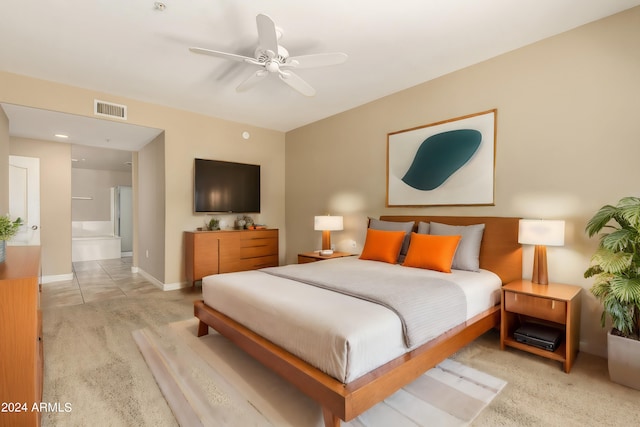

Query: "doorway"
left=2, top=102, right=163, bottom=279
left=9, top=155, right=40, bottom=246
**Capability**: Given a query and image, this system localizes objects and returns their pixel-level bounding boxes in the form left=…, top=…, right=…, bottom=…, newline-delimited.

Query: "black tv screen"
left=194, top=158, right=261, bottom=213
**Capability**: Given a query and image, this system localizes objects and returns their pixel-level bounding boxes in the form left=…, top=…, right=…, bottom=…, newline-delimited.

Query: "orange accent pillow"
left=402, top=233, right=461, bottom=273
left=359, top=228, right=406, bottom=264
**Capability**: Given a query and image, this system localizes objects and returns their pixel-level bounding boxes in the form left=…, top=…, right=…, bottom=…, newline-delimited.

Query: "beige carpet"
left=41, top=288, right=640, bottom=427
left=134, top=319, right=506, bottom=427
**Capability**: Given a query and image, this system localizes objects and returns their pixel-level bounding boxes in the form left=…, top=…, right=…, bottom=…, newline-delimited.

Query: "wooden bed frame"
left=194, top=215, right=522, bottom=426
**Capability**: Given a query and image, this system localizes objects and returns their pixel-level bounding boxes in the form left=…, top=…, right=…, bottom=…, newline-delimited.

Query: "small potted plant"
left=584, top=196, right=640, bottom=390
left=206, top=217, right=220, bottom=231
left=0, top=215, right=23, bottom=262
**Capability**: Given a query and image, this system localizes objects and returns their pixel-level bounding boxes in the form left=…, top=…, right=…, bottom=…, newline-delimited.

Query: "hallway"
left=40, top=257, right=161, bottom=308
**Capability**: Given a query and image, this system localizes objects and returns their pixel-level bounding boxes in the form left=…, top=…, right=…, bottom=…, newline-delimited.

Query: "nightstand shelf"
left=500, top=280, right=581, bottom=373
left=297, top=251, right=355, bottom=264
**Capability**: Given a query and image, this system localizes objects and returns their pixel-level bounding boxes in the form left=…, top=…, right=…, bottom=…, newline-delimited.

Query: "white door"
left=9, top=155, right=40, bottom=246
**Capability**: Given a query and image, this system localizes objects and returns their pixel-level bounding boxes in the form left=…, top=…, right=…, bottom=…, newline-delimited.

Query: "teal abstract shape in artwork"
left=402, top=129, right=482, bottom=190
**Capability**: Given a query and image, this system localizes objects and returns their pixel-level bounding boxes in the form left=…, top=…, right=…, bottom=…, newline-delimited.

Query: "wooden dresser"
left=185, top=229, right=278, bottom=285
left=0, top=246, right=42, bottom=426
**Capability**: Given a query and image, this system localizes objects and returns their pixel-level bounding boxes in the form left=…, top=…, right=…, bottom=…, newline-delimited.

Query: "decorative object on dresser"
left=184, top=229, right=278, bottom=286
left=518, top=219, right=565, bottom=285
left=0, top=246, right=42, bottom=426
left=500, top=279, right=581, bottom=373
left=205, top=217, right=219, bottom=231
left=314, top=215, right=343, bottom=256
left=297, top=251, right=353, bottom=264
left=584, top=196, right=640, bottom=390
left=0, top=214, right=23, bottom=262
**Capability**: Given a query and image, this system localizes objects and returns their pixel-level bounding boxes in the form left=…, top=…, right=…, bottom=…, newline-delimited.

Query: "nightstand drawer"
left=504, top=291, right=567, bottom=324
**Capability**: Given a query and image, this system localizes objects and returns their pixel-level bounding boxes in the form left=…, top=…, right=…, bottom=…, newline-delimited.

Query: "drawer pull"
left=552, top=300, right=555, bottom=310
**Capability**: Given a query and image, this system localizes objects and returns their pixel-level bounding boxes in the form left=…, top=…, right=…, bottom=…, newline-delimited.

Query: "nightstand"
left=297, top=251, right=355, bottom=264
left=500, top=280, right=582, bottom=373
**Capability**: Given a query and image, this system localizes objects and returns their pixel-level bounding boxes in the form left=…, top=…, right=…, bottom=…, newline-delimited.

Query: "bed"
left=194, top=215, right=521, bottom=426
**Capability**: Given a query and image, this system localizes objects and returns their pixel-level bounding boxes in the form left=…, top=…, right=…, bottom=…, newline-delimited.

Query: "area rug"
left=133, top=319, right=506, bottom=427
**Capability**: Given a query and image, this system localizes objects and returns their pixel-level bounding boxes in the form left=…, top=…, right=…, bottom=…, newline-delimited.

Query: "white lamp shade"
left=518, top=219, right=565, bottom=246
left=314, top=215, right=343, bottom=231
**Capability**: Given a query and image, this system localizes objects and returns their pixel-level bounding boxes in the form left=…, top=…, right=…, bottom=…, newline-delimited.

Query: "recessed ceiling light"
left=154, top=2, right=166, bottom=11
left=55, top=134, right=69, bottom=139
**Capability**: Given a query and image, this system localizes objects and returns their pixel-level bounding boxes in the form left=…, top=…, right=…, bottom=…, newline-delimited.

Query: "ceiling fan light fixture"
left=189, top=13, right=347, bottom=96
left=265, top=61, right=279, bottom=73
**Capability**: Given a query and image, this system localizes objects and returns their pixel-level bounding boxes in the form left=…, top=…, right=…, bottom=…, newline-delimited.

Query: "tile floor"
left=40, top=257, right=162, bottom=309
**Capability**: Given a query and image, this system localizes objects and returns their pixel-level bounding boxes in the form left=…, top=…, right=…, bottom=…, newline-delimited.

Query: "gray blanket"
left=261, top=258, right=467, bottom=348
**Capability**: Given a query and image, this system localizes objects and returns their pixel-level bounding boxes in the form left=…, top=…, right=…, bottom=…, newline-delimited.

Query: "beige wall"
left=137, top=133, right=165, bottom=282
left=285, top=8, right=640, bottom=357
left=0, top=108, right=8, bottom=213
left=72, top=168, right=132, bottom=221
left=0, top=72, right=286, bottom=287
left=9, top=137, right=72, bottom=278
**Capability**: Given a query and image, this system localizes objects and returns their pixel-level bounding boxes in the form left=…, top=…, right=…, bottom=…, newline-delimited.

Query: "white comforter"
left=201, top=257, right=501, bottom=383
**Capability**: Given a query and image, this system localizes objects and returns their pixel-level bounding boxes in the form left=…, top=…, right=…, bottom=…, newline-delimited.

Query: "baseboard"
left=136, top=268, right=189, bottom=291
left=162, top=281, right=191, bottom=291
left=41, top=273, right=74, bottom=284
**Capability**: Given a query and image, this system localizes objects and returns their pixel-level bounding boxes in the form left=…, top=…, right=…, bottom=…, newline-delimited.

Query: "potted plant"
left=206, top=217, right=220, bottom=231
left=584, top=196, right=640, bottom=390
left=0, top=215, right=23, bottom=263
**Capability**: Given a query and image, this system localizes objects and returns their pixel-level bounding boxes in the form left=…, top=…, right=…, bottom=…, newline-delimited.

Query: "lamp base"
left=532, top=245, right=549, bottom=285
left=321, top=230, right=332, bottom=252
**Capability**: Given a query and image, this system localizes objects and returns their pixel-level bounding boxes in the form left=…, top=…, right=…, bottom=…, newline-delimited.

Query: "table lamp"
left=518, top=219, right=565, bottom=285
left=314, top=215, right=343, bottom=256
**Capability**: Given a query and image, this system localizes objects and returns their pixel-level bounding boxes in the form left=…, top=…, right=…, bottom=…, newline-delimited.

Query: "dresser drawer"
left=504, top=291, right=567, bottom=324
left=239, top=237, right=278, bottom=258
left=221, top=254, right=279, bottom=273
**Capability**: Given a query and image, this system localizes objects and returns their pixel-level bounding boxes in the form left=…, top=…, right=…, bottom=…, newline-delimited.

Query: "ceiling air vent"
left=94, top=100, right=127, bottom=120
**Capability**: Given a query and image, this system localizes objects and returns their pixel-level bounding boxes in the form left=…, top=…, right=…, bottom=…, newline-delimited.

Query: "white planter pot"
left=608, top=330, right=640, bottom=390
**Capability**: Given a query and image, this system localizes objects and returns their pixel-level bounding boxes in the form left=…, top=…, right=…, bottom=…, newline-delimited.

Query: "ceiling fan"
left=189, top=14, right=348, bottom=97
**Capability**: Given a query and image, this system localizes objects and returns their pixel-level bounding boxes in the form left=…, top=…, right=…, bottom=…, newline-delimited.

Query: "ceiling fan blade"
left=189, top=47, right=256, bottom=64
left=284, top=52, right=348, bottom=69
left=256, top=14, right=279, bottom=57
left=236, top=69, right=269, bottom=92
left=278, top=71, right=316, bottom=97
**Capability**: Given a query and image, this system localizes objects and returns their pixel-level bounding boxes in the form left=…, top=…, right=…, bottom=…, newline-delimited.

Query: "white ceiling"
left=2, top=0, right=640, bottom=165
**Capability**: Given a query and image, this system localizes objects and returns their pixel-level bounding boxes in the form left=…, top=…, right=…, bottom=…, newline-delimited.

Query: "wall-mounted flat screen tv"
left=194, top=158, right=261, bottom=213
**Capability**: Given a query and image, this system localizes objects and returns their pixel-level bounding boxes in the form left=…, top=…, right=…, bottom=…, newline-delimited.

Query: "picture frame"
left=387, top=109, right=496, bottom=207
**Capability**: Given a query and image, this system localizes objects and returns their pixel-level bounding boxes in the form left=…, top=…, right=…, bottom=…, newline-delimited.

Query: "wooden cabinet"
left=185, top=229, right=278, bottom=285
left=0, top=246, right=42, bottom=426
left=500, top=280, right=581, bottom=373
left=297, top=251, right=354, bottom=264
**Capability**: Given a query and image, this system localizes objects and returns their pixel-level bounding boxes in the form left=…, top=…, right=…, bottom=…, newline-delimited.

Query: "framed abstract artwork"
left=387, top=109, right=496, bottom=207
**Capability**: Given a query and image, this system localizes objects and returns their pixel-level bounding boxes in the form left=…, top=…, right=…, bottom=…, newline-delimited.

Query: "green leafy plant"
left=207, top=218, right=220, bottom=231
left=584, top=196, right=640, bottom=340
left=0, top=215, right=22, bottom=241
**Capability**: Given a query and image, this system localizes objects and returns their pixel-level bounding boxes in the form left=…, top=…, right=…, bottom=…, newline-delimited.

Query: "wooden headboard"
left=379, top=215, right=522, bottom=284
